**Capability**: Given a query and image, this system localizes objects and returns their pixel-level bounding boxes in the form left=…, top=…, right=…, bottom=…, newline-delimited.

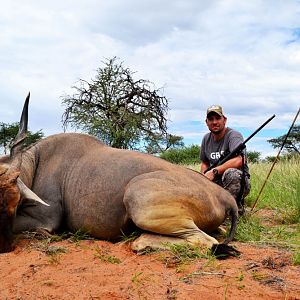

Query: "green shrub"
left=160, top=144, right=200, bottom=165
left=247, top=151, right=261, bottom=163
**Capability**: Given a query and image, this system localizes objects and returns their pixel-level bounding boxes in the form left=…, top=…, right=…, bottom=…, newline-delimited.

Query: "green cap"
left=206, top=105, right=224, bottom=117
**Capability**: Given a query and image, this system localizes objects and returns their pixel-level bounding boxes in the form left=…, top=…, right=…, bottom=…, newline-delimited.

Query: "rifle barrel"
left=244, top=114, right=275, bottom=144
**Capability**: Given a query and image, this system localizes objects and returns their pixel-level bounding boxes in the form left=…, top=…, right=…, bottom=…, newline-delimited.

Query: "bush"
left=160, top=144, right=200, bottom=165
left=247, top=151, right=261, bottom=163
left=264, top=153, right=299, bottom=163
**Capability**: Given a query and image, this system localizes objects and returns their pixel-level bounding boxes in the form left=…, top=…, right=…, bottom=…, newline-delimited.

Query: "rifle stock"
left=204, top=114, right=275, bottom=173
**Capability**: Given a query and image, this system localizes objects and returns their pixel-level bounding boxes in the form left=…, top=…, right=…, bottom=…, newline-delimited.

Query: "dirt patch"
left=1, top=239, right=299, bottom=299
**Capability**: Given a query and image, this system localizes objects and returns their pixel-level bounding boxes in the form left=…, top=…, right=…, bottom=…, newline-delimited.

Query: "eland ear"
left=17, top=178, right=50, bottom=206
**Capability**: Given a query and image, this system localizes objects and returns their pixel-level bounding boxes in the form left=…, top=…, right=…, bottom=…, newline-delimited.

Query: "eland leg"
left=123, top=173, right=219, bottom=252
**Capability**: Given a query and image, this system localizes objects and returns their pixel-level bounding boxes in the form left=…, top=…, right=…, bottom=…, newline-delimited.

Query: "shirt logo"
left=210, top=151, right=224, bottom=160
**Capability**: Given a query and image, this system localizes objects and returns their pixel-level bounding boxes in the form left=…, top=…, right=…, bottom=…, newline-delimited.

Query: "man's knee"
left=222, top=168, right=242, bottom=186
left=222, top=168, right=242, bottom=198
left=222, top=168, right=250, bottom=200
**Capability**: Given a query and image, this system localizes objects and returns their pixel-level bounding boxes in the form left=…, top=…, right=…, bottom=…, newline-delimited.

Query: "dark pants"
left=214, top=168, right=250, bottom=206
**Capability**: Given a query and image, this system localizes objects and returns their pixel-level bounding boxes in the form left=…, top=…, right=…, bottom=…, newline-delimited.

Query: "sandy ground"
left=1, top=237, right=299, bottom=300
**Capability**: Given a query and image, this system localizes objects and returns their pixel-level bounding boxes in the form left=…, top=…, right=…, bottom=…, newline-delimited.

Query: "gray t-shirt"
left=200, top=128, right=249, bottom=176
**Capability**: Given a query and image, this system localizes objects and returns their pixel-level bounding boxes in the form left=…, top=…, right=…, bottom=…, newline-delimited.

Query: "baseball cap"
left=206, top=105, right=224, bottom=117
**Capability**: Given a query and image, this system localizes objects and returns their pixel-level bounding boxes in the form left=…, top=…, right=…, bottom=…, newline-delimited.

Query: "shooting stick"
left=251, top=107, right=300, bottom=211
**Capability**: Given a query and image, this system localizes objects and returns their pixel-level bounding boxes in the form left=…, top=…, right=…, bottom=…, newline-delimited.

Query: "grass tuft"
left=94, top=246, right=121, bottom=264
left=67, top=229, right=94, bottom=244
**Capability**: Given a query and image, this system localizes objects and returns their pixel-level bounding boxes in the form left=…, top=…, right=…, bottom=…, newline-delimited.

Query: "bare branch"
left=61, top=57, right=170, bottom=150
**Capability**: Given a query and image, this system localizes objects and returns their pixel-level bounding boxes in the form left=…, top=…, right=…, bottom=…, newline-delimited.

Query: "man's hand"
left=204, top=169, right=215, bottom=181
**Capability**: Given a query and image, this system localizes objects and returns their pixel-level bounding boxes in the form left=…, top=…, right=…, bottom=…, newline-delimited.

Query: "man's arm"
left=201, top=160, right=216, bottom=181
left=212, top=155, right=243, bottom=175
left=203, top=155, right=243, bottom=181
left=200, top=161, right=209, bottom=174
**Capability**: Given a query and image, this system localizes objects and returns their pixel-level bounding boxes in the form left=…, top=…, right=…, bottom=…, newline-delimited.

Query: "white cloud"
left=0, top=0, right=299, bottom=157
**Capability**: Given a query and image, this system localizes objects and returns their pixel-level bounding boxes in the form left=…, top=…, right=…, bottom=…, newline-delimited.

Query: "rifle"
left=204, top=114, right=276, bottom=173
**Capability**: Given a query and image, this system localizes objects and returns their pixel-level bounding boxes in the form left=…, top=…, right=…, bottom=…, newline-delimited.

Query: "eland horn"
left=10, top=92, right=30, bottom=157
left=17, top=178, right=50, bottom=206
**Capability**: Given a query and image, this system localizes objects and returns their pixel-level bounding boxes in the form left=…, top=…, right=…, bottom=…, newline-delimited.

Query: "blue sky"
left=0, top=0, right=299, bottom=158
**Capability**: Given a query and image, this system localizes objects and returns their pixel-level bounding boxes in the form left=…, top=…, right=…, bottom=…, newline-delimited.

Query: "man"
left=200, top=105, right=250, bottom=213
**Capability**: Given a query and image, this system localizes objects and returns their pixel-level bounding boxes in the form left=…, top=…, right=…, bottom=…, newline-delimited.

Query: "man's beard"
left=211, top=128, right=222, bottom=134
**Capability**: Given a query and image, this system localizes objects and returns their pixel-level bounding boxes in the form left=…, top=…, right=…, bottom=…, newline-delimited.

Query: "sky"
left=0, top=0, right=300, bottom=158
